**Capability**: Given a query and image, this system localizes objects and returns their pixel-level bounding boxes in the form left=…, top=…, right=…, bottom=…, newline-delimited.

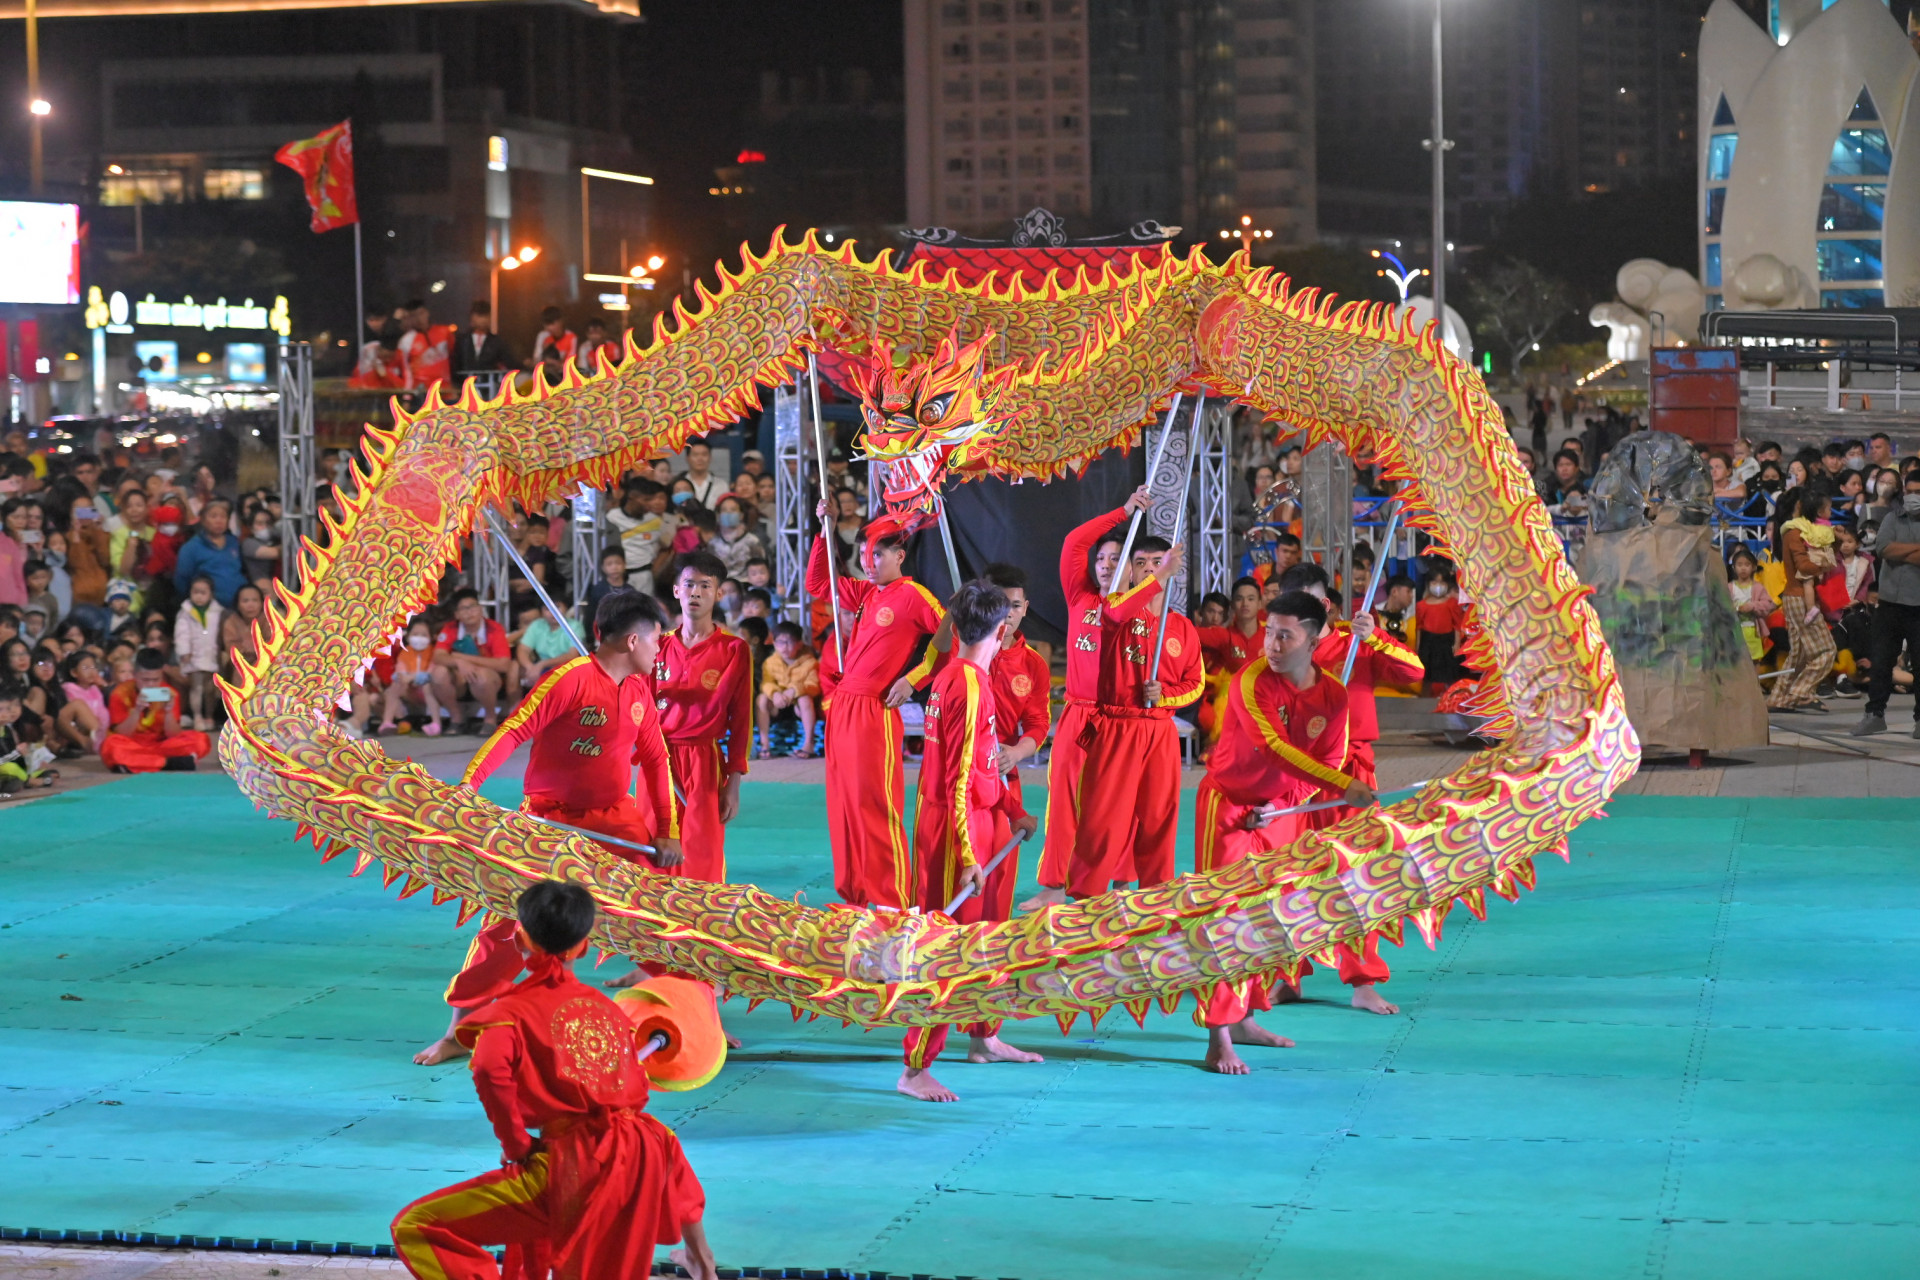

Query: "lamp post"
left=26, top=0, right=46, bottom=196
left=1422, top=0, right=1452, bottom=322
left=1217, top=214, right=1274, bottom=252
left=490, top=243, right=540, bottom=330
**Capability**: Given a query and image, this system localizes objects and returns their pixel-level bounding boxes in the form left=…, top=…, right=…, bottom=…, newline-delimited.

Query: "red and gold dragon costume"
left=219, top=232, right=1637, bottom=1031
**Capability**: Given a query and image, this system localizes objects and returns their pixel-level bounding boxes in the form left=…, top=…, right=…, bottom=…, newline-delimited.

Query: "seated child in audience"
left=0, top=684, right=57, bottom=797
left=379, top=617, right=445, bottom=736
left=57, top=651, right=109, bottom=755
left=756, top=621, right=820, bottom=758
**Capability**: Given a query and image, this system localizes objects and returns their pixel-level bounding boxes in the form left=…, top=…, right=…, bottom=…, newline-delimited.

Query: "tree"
left=1461, top=258, right=1579, bottom=377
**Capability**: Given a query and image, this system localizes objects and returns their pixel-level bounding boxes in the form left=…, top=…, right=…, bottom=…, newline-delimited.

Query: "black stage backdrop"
left=905, top=447, right=1143, bottom=650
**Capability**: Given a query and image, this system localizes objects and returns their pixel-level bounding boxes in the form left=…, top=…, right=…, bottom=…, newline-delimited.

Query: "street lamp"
left=1370, top=249, right=1429, bottom=305
left=1420, top=0, right=1453, bottom=322
left=491, top=243, right=540, bottom=326
left=1217, top=214, right=1274, bottom=252
left=25, top=0, right=45, bottom=195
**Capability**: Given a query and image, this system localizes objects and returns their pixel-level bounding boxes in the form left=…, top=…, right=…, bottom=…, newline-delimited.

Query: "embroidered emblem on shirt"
left=1010, top=674, right=1032, bottom=697
left=875, top=606, right=895, bottom=626
left=578, top=705, right=608, bottom=727
left=552, top=997, right=627, bottom=1094
left=1166, top=636, right=1183, bottom=658
left=1306, top=715, right=1328, bottom=739
left=701, top=668, right=721, bottom=690
left=629, top=702, right=644, bottom=725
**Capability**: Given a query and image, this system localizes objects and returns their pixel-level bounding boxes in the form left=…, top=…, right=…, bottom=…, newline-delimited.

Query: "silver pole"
left=1430, top=0, right=1447, bottom=324
left=1342, top=500, right=1403, bottom=685
left=934, top=494, right=964, bottom=595
left=482, top=508, right=588, bottom=659
left=941, top=827, right=1029, bottom=916
left=806, top=352, right=846, bottom=668
left=1145, top=422, right=1202, bottom=703
left=353, top=221, right=365, bottom=375
left=1105, top=393, right=1183, bottom=596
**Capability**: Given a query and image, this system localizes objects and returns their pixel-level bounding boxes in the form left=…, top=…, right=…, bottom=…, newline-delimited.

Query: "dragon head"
left=844, top=328, right=1024, bottom=540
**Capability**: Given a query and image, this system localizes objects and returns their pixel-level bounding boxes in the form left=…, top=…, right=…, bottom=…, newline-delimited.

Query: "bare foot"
left=1229, top=1018, right=1295, bottom=1049
left=1202, top=1027, right=1251, bottom=1075
left=669, top=1245, right=717, bottom=1280
left=967, top=1035, right=1044, bottom=1064
left=602, top=969, right=646, bottom=989
left=1018, top=886, right=1068, bottom=911
left=1350, top=984, right=1400, bottom=1015
left=1272, top=980, right=1304, bottom=1004
left=412, top=1036, right=467, bottom=1066
left=897, top=1067, right=961, bottom=1101
left=725, top=1031, right=743, bottom=1050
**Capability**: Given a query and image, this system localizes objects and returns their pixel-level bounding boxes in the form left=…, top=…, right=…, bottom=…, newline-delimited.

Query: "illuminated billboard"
left=0, top=201, right=81, bottom=306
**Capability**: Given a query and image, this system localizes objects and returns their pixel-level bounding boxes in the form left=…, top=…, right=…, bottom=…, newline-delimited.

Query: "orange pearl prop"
left=613, top=973, right=727, bottom=1092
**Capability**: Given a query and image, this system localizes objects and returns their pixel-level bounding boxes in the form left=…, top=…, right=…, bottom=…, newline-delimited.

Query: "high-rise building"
left=1316, top=0, right=1706, bottom=247
left=904, top=0, right=1316, bottom=244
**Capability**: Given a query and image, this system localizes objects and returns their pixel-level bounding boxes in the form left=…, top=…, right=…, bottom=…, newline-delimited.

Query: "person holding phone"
left=100, top=648, right=212, bottom=773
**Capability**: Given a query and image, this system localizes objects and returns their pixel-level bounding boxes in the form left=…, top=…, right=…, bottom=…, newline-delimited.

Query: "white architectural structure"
left=1699, top=0, right=1920, bottom=311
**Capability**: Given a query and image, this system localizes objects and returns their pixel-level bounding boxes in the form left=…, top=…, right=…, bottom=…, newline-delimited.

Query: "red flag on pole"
left=275, top=120, right=358, bottom=233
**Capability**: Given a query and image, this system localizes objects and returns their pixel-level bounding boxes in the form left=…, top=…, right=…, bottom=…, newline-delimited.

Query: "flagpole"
left=352, top=221, right=365, bottom=371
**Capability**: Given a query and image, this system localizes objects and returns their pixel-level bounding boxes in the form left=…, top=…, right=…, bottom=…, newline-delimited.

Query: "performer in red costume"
left=392, top=880, right=716, bottom=1280
left=1194, top=576, right=1267, bottom=752
left=1024, top=485, right=1152, bottom=909
left=414, top=590, right=682, bottom=1066
left=977, top=563, right=1050, bottom=901
left=899, top=581, right=1042, bottom=1103
left=1276, top=561, right=1424, bottom=1014
left=806, top=499, right=947, bottom=908
left=100, top=649, right=213, bottom=773
left=1069, top=535, right=1205, bottom=899
left=1192, top=590, right=1375, bottom=1073
left=650, top=550, right=753, bottom=884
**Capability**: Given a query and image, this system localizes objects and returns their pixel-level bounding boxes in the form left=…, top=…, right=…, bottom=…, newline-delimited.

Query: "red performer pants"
left=1067, top=710, right=1180, bottom=899
left=444, top=798, right=658, bottom=1010
left=824, top=692, right=912, bottom=909
left=1191, top=778, right=1387, bottom=1028
left=659, top=739, right=726, bottom=884
left=1338, top=739, right=1392, bottom=988
left=100, top=729, right=211, bottom=774
left=391, top=1111, right=704, bottom=1280
left=1035, top=699, right=1093, bottom=890
left=902, top=801, right=1012, bottom=1065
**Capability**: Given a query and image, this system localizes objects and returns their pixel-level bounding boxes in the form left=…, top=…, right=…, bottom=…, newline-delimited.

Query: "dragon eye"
left=918, top=393, right=956, bottom=425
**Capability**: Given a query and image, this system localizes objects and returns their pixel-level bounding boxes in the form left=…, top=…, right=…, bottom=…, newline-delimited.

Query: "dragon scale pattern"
left=219, top=234, right=1638, bottom=1031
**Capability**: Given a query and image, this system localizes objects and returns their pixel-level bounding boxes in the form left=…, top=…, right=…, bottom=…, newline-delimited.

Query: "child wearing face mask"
left=1415, top=569, right=1467, bottom=694
left=378, top=617, right=445, bottom=736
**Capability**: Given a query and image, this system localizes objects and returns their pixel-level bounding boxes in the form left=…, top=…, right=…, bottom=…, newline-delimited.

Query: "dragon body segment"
left=219, top=234, right=1637, bottom=1030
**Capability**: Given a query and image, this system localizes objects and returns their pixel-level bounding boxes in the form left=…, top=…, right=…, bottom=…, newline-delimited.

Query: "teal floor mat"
left=1, top=779, right=1916, bottom=1278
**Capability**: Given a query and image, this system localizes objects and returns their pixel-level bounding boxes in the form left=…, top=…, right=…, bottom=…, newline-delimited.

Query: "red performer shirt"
left=1095, top=579, right=1205, bottom=715
left=1060, top=506, right=1129, bottom=702
left=1196, top=621, right=1264, bottom=676
left=455, top=956, right=655, bottom=1161
left=1311, top=622, right=1423, bottom=743
left=107, top=682, right=181, bottom=743
left=805, top=537, right=943, bottom=697
left=463, top=655, right=681, bottom=835
left=1207, top=658, right=1355, bottom=805
left=990, top=632, right=1051, bottom=747
left=920, top=657, right=1021, bottom=873
left=652, top=627, right=753, bottom=775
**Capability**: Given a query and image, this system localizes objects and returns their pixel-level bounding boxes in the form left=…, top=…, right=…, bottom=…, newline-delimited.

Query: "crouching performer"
left=392, top=879, right=716, bottom=1280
